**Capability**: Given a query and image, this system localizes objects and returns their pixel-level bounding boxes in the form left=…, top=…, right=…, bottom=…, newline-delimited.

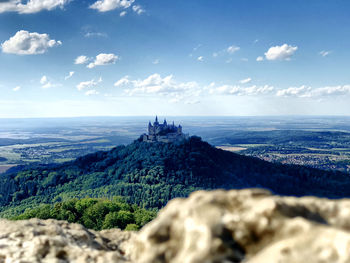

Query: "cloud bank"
left=276, top=85, right=350, bottom=98
left=210, top=84, right=274, bottom=96
left=115, top=73, right=202, bottom=103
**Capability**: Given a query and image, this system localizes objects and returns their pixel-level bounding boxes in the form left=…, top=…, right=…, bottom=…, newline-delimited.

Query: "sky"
left=0, top=0, right=350, bottom=117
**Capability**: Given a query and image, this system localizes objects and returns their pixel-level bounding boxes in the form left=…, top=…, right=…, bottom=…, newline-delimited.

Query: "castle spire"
left=155, top=115, right=158, bottom=123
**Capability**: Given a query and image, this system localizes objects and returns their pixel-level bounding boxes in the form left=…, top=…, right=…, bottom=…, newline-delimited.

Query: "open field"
left=216, top=146, right=247, bottom=152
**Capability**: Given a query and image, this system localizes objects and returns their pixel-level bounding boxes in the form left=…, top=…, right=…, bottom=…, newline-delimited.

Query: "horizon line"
left=1, top=115, right=350, bottom=120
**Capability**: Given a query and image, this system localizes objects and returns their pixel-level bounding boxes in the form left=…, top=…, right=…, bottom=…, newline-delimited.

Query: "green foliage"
left=12, top=197, right=156, bottom=231
left=125, top=224, right=139, bottom=231
left=102, top=210, right=134, bottom=230
left=1, top=136, right=350, bottom=219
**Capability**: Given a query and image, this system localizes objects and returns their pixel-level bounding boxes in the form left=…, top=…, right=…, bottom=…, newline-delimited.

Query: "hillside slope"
left=1, top=136, right=349, bottom=215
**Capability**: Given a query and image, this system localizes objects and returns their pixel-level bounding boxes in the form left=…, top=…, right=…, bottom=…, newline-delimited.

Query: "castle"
left=142, top=116, right=189, bottom=143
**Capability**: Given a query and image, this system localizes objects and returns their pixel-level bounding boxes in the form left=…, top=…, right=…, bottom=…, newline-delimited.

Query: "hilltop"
left=1, top=136, right=350, bottom=216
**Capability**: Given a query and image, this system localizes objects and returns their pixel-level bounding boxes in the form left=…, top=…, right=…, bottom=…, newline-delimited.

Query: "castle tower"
left=148, top=121, right=154, bottom=135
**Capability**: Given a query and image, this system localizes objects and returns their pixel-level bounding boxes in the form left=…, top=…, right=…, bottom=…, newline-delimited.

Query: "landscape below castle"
left=142, top=116, right=189, bottom=143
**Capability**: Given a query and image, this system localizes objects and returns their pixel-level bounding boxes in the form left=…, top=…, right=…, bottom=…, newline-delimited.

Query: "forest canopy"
left=1, top=136, right=350, bottom=218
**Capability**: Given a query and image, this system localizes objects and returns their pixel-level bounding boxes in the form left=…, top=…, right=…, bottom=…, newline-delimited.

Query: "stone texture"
left=0, top=218, right=134, bottom=263
left=3, top=189, right=350, bottom=262
left=132, top=189, right=350, bottom=263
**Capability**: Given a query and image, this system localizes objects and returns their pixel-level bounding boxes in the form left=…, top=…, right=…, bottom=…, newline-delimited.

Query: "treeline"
left=12, top=197, right=156, bottom=231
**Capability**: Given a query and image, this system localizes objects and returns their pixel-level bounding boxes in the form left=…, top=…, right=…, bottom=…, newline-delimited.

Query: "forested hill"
left=1, top=136, right=350, bottom=214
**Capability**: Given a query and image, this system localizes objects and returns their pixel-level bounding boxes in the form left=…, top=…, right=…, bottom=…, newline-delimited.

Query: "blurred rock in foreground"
left=3, top=189, right=350, bottom=263
left=133, top=189, right=350, bottom=263
left=0, top=218, right=134, bottom=263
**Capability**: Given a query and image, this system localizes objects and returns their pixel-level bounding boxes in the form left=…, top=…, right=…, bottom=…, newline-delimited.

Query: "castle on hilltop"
left=142, top=116, right=189, bottom=143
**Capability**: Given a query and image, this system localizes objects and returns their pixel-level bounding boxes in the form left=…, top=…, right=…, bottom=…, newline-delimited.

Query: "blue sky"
left=0, top=0, right=350, bottom=117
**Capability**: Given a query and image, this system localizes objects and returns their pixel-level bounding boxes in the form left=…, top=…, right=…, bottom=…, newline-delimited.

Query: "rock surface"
left=0, top=218, right=134, bottom=262
left=132, top=189, right=350, bottom=263
left=3, top=189, right=350, bottom=262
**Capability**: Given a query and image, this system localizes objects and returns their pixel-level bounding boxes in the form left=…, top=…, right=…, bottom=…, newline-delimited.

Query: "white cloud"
left=40, top=75, right=58, bottom=89
left=240, top=85, right=275, bottom=96
left=75, top=53, right=118, bottom=68
left=85, top=89, right=99, bottom=96
left=74, top=55, right=90, bottom=65
left=42, top=82, right=55, bottom=89
left=89, top=0, right=134, bottom=12
left=13, top=86, right=21, bottom=92
left=276, top=86, right=312, bottom=97
left=132, top=4, right=144, bottom=14
left=64, top=71, right=75, bottom=80
left=311, top=85, right=350, bottom=97
left=87, top=53, right=119, bottom=68
left=256, top=56, right=264, bottom=62
left=152, top=59, right=160, bottom=64
left=84, top=32, right=107, bottom=38
left=239, top=78, right=252, bottom=84
left=213, top=45, right=240, bottom=58
left=264, top=44, right=298, bottom=61
left=226, top=45, right=240, bottom=54
left=76, top=78, right=102, bottom=91
left=319, top=50, right=331, bottom=57
left=120, top=73, right=202, bottom=103
left=0, top=0, right=70, bottom=14
left=129, top=74, right=174, bottom=93
left=120, top=10, right=127, bottom=16
left=210, top=84, right=274, bottom=96
left=1, top=30, right=62, bottom=55
left=40, top=75, right=48, bottom=85
left=197, top=56, right=204, bottom=61
left=275, top=85, right=350, bottom=98
left=114, top=76, right=129, bottom=87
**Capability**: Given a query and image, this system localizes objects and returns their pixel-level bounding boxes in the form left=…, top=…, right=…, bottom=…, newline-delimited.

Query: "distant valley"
left=1, top=116, right=350, bottom=173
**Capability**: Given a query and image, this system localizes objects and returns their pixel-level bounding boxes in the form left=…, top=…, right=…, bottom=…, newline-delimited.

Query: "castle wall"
left=143, top=118, right=188, bottom=143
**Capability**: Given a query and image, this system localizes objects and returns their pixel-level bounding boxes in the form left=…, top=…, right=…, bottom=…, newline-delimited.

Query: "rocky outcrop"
left=0, top=218, right=134, bottom=262
left=3, top=189, right=350, bottom=262
left=132, top=189, right=350, bottom=263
